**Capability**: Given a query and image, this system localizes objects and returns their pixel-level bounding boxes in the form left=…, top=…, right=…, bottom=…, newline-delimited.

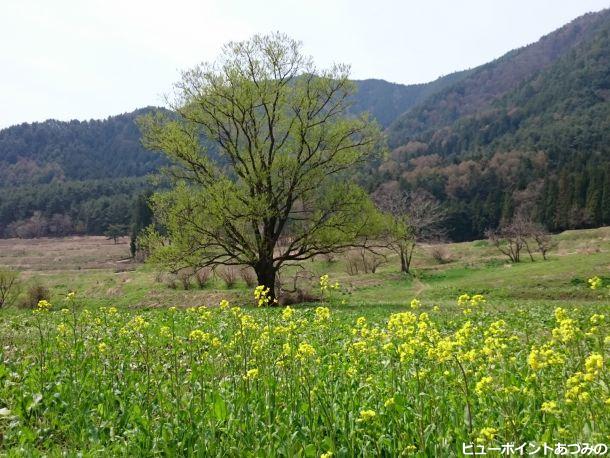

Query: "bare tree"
left=486, top=215, right=553, bottom=262
left=0, top=269, right=20, bottom=308
left=512, top=215, right=536, bottom=262
left=531, top=224, right=556, bottom=260
left=486, top=226, right=522, bottom=263
left=345, top=248, right=387, bottom=275
left=373, top=187, right=445, bottom=274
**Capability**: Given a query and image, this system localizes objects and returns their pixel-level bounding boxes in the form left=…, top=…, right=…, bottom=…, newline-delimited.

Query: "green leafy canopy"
left=138, top=33, right=385, bottom=293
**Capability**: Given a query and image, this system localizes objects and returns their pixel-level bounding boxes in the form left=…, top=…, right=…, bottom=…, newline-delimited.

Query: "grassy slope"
left=1, top=227, right=609, bottom=312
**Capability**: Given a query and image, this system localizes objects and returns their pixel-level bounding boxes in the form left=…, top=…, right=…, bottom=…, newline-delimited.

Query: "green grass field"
left=0, top=228, right=609, bottom=455
left=2, top=226, right=609, bottom=309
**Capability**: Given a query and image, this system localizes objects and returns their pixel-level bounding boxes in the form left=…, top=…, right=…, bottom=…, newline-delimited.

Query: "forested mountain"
left=378, top=8, right=610, bottom=240
left=1, top=9, right=609, bottom=240
left=387, top=9, right=610, bottom=147
left=0, top=78, right=459, bottom=237
left=0, top=107, right=165, bottom=184
left=0, top=109, right=167, bottom=237
left=350, top=71, right=470, bottom=127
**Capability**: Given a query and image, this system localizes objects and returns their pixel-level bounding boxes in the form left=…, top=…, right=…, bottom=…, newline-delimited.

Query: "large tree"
left=139, top=33, right=383, bottom=299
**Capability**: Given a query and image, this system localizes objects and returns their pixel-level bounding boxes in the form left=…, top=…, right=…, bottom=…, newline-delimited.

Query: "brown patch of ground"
left=0, top=236, right=133, bottom=271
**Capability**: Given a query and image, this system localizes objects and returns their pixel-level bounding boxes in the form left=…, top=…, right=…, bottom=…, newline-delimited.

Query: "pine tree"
left=555, top=171, right=573, bottom=230
left=585, top=169, right=603, bottom=226
left=601, top=167, right=610, bottom=225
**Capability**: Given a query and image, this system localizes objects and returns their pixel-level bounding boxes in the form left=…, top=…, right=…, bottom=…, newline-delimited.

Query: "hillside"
left=386, top=9, right=610, bottom=147
left=379, top=8, right=610, bottom=240
left=0, top=108, right=166, bottom=237
left=0, top=78, right=458, bottom=237
left=349, top=71, right=470, bottom=127
left=0, top=108, right=166, bottom=184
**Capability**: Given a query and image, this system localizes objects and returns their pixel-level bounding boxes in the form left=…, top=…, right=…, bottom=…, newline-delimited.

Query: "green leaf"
left=213, top=395, right=227, bottom=422
left=304, top=444, right=317, bottom=457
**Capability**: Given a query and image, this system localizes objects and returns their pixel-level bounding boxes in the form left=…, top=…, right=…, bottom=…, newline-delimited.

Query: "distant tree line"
left=373, top=153, right=610, bottom=242
left=0, top=178, right=154, bottom=238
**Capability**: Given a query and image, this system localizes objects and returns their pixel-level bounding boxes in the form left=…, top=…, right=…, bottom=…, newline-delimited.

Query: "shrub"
left=21, top=283, right=50, bottom=309
left=240, top=268, right=257, bottom=288
left=195, top=268, right=212, bottom=289
left=430, top=245, right=453, bottom=264
left=154, top=271, right=165, bottom=283
left=278, top=289, right=319, bottom=305
left=218, top=267, right=238, bottom=288
left=177, top=269, right=192, bottom=290
left=165, top=274, right=178, bottom=290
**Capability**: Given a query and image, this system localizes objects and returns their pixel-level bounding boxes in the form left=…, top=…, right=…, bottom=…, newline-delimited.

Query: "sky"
left=1, top=0, right=608, bottom=128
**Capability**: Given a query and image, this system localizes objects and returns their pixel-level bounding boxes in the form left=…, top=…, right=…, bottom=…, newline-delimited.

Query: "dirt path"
left=412, top=277, right=428, bottom=297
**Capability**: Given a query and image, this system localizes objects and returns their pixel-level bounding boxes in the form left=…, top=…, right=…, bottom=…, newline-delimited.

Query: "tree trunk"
left=254, top=260, right=277, bottom=302
left=524, top=240, right=535, bottom=262
left=405, top=243, right=415, bottom=273
left=399, top=247, right=408, bottom=273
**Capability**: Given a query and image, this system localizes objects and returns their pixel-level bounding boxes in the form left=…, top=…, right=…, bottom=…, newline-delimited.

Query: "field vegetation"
left=0, top=228, right=609, bottom=455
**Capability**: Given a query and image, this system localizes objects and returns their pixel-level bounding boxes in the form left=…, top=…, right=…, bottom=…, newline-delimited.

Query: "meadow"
left=0, top=229, right=609, bottom=456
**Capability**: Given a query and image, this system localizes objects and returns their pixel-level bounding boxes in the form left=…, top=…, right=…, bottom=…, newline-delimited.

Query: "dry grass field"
left=0, top=236, right=133, bottom=271
left=0, top=227, right=609, bottom=310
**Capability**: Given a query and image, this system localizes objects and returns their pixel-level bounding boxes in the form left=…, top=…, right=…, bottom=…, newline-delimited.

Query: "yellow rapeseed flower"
left=528, top=344, right=564, bottom=371
left=282, top=306, right=294, bottom=321
left=36, top=300, right=52, bottom=311
left=474, top=376, right=493, bottom=396
left=541, top=400, right=560, bottom=415
left=358, top=409, right=376, bottom=422
left=457, top=294, right=470, bottom=306
left=130, top=315, right=149, bottom=331
left=296, top=342, right=316, bottom=360
left=588, top=276, right=602, bottom=290
left=189, top=329, right=208, bottom=342
left=384, top=397, right=395, bottom=408
left=245, top=368, right=259, bottom=380
left=219, top=299, right=230, bottom=309
left=476, top=427, right=497, bottom=444
left=314, top=307, right=331, bottom=322
left=320, top=274, right=330, bottom=292
left=254, top=285, right=271, bottom=307
left=470, top=294, right=486, bottom=306
left=584, top=353, right=603, bottom=376
left=590, top=314, right=605, bottom=325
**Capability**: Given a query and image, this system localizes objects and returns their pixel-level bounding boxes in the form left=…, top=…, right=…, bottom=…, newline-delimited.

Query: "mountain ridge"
left=1, top=8, right=609, bottom=239
left=387, top=8, right=610, bottom=148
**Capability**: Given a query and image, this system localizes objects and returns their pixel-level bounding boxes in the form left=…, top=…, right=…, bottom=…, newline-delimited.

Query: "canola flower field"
left=0, top=282, right=609, bottom=456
